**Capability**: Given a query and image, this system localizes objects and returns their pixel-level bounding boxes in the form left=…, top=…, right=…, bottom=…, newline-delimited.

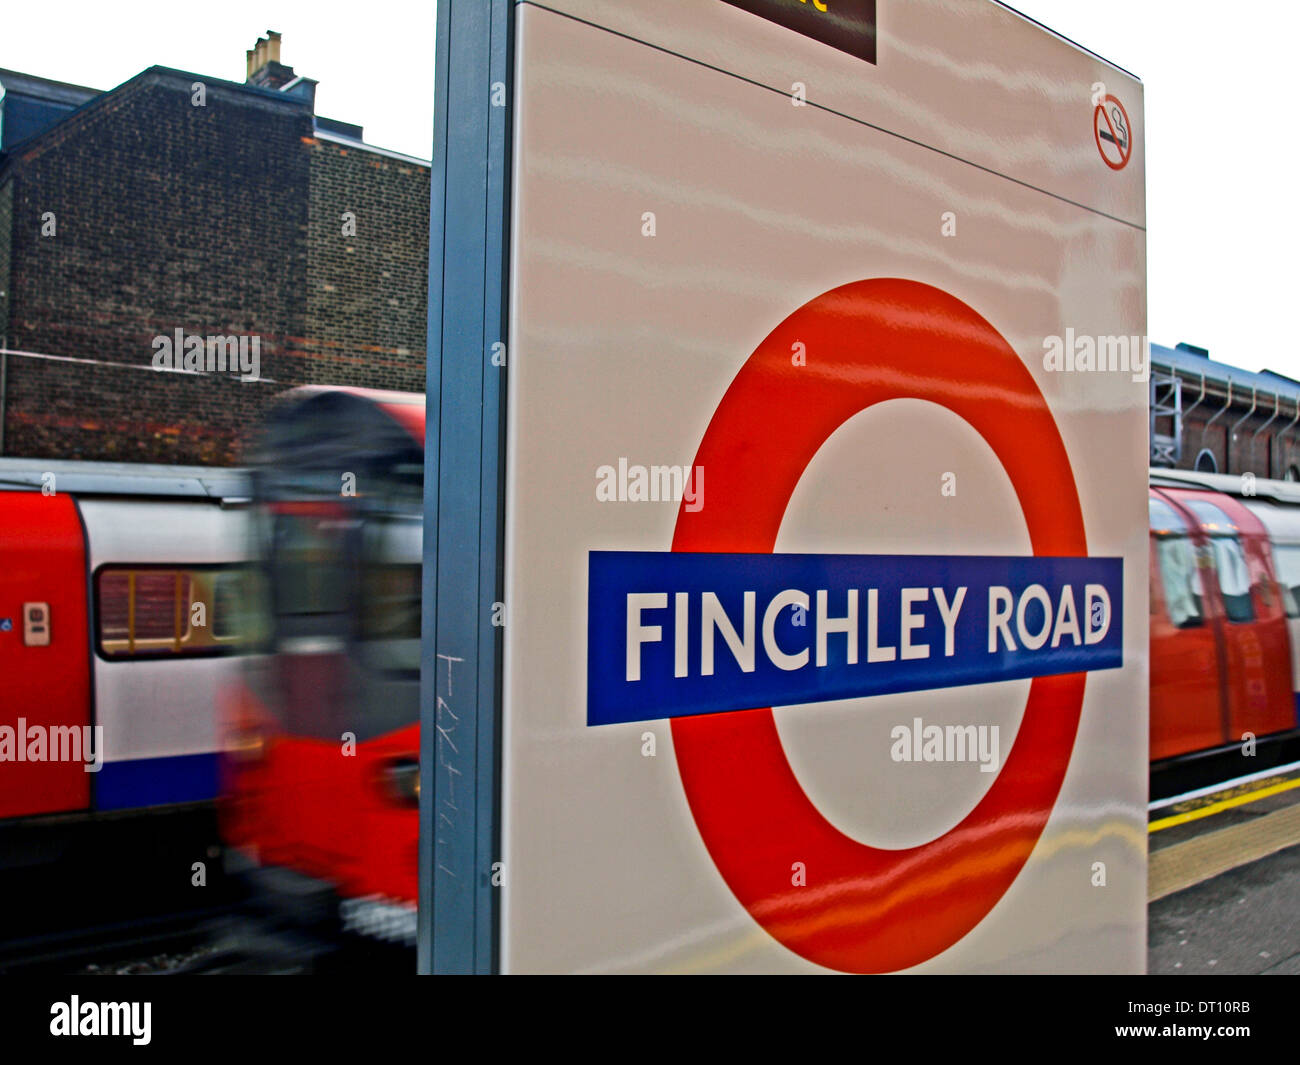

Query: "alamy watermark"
left=890, top=716, right=1000, bottom=773
left=1042, top=329, right=1149, bottom=383
left=596, top=459, right=704, bottom=512
left=0, top=720, right=103, bottom=772
left=151, top=328, right=260, bottom=381
left=50, top=996, right=150, bottom=1045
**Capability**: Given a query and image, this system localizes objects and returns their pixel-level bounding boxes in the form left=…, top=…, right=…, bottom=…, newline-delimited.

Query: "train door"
left=1270, top=536, right=1300, bottom=719
left=1175, top=494, right=1294, bottom=743
left=1241, top=497, right=1300, bottom=726
left=0, top=492, right=93, bottom=818
left=1148, top=490, right=1223, bottom=759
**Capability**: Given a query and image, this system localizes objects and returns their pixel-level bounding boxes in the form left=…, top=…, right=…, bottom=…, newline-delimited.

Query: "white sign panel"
left=502, top=0, right=1147, bottom=973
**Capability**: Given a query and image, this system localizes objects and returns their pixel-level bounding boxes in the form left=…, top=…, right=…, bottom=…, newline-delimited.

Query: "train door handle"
left=23, top=602, right=50, bottom=646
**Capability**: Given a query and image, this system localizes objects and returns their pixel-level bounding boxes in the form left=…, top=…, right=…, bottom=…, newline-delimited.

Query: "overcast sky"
left=2, top=1, right=1292, bottom=378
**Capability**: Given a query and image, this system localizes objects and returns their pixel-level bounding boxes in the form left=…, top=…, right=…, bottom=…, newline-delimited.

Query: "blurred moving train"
left=219, top=387, right=424, bottom=942
left=218, top=387, right=1300, bottom=951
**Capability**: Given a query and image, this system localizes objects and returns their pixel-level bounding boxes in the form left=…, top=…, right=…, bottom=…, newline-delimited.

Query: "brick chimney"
left=246, top=30, right=296, bottom=90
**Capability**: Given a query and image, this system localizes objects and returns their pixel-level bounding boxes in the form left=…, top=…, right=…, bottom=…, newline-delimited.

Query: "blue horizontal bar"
left=94, top=751, right=219, bottom=810
left=588, top=551, right=1123, bottom=726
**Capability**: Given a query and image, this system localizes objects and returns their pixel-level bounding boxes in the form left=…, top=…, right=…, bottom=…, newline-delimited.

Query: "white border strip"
left=313, top=128, right=431, bottom=167
left=1149, top=758, right=1300, bottom=812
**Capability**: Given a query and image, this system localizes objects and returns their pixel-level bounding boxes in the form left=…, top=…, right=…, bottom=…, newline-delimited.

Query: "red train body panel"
left=1148, top=483, right=1299, bottom=762
left=0, top=492, right=92, bottom=820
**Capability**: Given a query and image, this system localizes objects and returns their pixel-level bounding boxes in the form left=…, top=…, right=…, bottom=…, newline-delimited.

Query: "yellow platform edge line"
left=1149, top=776, right=1300, bottom=833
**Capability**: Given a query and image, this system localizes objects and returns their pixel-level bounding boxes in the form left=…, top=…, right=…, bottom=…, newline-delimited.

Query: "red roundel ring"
left=670, top=277, right=1088, bottom=973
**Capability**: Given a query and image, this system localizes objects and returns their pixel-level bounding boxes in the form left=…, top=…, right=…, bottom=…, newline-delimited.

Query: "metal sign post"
left=419, top=0, right=514, bottom=975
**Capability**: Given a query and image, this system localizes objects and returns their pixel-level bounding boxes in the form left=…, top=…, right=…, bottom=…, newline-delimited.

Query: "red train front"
left=221, top=387, right=424, bottom=951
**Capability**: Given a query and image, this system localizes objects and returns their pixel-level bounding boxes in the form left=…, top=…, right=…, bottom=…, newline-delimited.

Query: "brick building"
left=1150, top=342, right=1300, bottom=481
left=0, top=32, right=430, bottom=464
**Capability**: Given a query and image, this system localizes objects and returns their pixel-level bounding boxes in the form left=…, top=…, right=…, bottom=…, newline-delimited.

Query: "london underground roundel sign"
left=668, top=278, right=1090, bottom=974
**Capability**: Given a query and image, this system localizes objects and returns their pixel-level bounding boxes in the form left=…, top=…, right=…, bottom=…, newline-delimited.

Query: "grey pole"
left=419, top=0, right=515, bottom=975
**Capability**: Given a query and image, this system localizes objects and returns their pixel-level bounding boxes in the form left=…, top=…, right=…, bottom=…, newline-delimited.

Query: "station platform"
left=1148, top=761, right=1300, bottom=974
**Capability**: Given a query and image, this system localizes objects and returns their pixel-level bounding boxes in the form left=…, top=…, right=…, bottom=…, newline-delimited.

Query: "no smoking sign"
left=1094, top=93, right=1133, bottom=170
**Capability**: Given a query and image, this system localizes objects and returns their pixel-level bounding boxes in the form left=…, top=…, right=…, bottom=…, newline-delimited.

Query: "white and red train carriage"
left=0, top=459, right=253, bottom=833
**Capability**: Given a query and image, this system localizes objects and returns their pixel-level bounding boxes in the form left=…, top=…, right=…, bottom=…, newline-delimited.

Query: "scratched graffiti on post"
left=435, top=653, right=465, bottom=881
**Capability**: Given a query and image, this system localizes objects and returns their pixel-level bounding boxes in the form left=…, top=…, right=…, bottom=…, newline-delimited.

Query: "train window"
left=212, top=568, right=271, bottom=645
left=359, top=518, right=421, bottom=674
left=1184, top=500, right=1238, bottom=536
left=1149, top=498, right=1203, bottom=628
left=1204, top=538, right=1256, bottom=621
left=1272, top=544, right=1300, bottom=619
left=96, top=566, right=244, bottom=658
left=99, top=571, right=191, bottom=643
left=360, top=564, right=421, bottom=671
left=1184, top=500, right=1256, bottom=622
left=270, top=513, right=352, bottom=616
left=212, top=571, right=240, bottom=639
